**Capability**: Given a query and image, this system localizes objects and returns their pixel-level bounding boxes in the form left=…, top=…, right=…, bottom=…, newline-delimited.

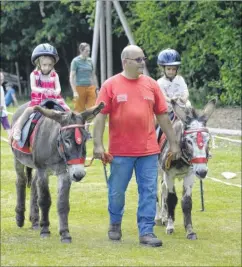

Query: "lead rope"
left=84, top=152, right=113, bottom=167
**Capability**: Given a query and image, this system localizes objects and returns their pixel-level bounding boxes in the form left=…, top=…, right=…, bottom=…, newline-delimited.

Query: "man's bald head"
left=121, top=45, right=143, bottom=60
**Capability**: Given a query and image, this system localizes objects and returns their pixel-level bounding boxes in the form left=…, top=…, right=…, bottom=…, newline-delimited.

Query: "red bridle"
left=183, top=128, right=209, bottom=164
left=59, top=124, right=86, bottom=165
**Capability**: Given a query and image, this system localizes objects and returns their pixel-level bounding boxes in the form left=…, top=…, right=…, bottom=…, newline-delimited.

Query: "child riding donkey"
left=13, top=43, right=69, bottom=141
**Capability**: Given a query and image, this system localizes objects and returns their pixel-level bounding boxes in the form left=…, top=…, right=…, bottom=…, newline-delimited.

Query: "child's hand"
left=53, top=90, right=59, bottom=97
left=44, top=89, right=53, bottom=97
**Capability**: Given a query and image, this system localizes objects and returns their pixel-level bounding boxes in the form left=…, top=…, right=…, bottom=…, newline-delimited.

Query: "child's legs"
left=74, top=86, right=87, bottom=113
left=16, top=107, right=34, bottom=130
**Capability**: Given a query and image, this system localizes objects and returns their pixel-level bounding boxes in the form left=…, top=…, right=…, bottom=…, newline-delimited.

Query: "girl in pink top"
left=13, top=43, right=69, bottom=141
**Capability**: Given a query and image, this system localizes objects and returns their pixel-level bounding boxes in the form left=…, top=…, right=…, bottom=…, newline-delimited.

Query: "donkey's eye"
left=65, top=139, right=71, bottom=146
left=187, top=139, right=193, bottom=145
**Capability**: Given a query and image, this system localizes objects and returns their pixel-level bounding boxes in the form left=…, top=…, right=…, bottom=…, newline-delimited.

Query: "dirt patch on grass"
left=205, top=107, right=241, bottom=130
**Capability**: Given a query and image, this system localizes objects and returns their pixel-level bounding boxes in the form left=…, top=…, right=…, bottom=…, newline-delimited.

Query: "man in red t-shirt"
left=93, top=45, right=180, bottom=247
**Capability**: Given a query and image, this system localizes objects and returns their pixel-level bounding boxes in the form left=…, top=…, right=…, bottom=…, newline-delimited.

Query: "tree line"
left=1, top=1, right=241, bottom=106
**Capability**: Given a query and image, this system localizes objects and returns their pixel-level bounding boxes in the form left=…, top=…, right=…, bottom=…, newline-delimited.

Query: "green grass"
left=1, top=103, right=241, bottom=267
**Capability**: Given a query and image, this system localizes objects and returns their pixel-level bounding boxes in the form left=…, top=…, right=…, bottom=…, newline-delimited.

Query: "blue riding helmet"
left=31, top=43, right=59, bottom=65
left=157, top=48, right=181, bottom=66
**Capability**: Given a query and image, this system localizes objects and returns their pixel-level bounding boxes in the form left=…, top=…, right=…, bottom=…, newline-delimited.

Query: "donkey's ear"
left=33, top=106, right=69, bottom=124
left=171, top=100, right=187, bottom=122
left=202, top=98, right=217, bottom=122
left=80, top=102, right=105, bottom=122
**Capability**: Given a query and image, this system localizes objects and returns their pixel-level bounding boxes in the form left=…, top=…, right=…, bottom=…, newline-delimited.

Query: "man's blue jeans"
left=108, top=154, right=158, bottom=236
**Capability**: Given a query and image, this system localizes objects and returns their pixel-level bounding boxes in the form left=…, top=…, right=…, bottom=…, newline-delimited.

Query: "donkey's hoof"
left=40, top=228, right=50, bottom=238
left=16, top=214, right=25, bottom=227
left=40, top=232, right=50, bottom=238
left=31, top=224, right=39, bottom=230
left=166, top=228, right=174, bottom=235
left=187, top=232, right=197, bottom=240
left=61, top=236, right=72, bottom=243
left=61, top=231, right=72, bottom=243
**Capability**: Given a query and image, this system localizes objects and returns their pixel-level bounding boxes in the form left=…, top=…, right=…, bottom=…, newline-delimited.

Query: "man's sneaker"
left=108, top=223, right=122, bottom=241
left=139, top=233, right=162, bottom=247
left=13, top=129, right=21, bottom=141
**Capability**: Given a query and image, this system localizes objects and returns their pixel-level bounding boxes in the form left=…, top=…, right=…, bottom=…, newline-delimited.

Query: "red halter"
left=183, top=128, right=209, bottom=164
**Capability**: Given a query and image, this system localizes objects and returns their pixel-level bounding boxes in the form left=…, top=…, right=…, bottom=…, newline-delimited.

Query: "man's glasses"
left=125, top=57, right=147, bottom=63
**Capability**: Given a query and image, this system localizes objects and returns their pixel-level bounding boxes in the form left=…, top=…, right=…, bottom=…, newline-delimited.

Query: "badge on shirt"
left=144, top=96, right=154, bottom=102
left=117, top=94, right=128, bottom=102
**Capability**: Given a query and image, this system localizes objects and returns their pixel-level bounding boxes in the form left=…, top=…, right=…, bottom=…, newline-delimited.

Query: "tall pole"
left=91, top=0, right=102, bottom=72
left=100, top=1, right=106, bottom=84
left=106, top=0, right=113, bottom=78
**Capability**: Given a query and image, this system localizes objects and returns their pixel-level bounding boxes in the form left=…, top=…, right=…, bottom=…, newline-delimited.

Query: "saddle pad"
left=12, top=118, right=41, bottom=154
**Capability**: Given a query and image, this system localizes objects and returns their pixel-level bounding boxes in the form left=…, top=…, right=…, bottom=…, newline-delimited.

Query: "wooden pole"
left=15, top=62, right=22, bottom=96
left=100, top=1, right=106, bottom=84
left=91, top=0, right=102, bottom=72
left=106, top=0, right=113, bottom=78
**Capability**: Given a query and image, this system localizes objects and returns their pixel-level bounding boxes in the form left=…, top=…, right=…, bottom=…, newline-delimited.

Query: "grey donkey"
left=11, top=102, right=104, bottom=243
left=155, top=99, right=216, bottom=240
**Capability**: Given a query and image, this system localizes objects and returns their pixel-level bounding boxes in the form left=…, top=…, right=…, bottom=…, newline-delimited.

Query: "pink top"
left=29, top=70, right=69, bottom=111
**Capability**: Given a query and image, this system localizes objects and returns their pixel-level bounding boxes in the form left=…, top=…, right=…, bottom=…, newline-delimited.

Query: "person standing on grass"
left=0, top=71, right=11, bottom=138
left=5, top=82, right=18, bottom=107
left=93, top=45, right=181, bottom=247
left=69, top=42, right=99, bottom=139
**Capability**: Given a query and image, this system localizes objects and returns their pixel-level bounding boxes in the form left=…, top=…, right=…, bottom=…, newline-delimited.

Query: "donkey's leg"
left=57, top=172, right=72, bottom=243
left=155, top=172, right=163, bottom=226
left=160, top=179, right=168, bottom=225
left=155, top=195, right=162, bottom=225
left=36, top=169, right=51, bottom=238
left=14, top=158, right=26, bottom=227
left=29, top=172, right=39, bottom=230
left=182, top=172, right=197, bottom=240
left=164, top=173, right=177, bottom=234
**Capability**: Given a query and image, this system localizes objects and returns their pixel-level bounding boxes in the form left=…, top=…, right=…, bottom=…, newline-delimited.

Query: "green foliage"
left=1, top=1, right=241, bottom=105
left=123, top=1, right=242, bottom=106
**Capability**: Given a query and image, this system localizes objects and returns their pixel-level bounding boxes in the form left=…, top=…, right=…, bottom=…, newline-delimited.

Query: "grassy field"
left=0, top=103, right=241, bottom=267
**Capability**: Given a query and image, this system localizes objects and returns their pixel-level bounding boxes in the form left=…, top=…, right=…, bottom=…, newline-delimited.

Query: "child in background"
left=13, top=43, right=69, bottom=141
left=157, top=48, right=191, bottom=116
left=0, top=71, right=11, bottom=138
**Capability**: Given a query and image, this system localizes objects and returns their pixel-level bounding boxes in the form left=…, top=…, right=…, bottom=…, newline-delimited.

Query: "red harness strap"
left=67, top=158, right=85, bottom=165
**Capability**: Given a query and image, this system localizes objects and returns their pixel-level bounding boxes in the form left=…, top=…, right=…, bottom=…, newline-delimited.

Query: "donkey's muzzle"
left=72, top=171, right=86, bottom=182
left=196, top=169, right=207, bottom=179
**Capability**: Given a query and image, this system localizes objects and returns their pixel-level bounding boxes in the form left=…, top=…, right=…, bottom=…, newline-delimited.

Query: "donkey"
left=11, top=102, right=104, bottom=243
left=155, top=99, right=216, bottom=240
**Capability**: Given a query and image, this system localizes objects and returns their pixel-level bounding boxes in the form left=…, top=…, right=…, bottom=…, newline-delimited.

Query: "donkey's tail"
left=26, top=167, right=33, bottom=188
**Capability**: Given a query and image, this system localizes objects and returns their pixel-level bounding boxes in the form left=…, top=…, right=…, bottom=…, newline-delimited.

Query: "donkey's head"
left=171, top=98, right=216, bottom=179
left=33, top=102, right=104, bottom=182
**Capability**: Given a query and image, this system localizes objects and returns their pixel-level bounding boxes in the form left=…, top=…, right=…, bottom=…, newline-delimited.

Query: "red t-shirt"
left=96, top=74, right=167, bottom=156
